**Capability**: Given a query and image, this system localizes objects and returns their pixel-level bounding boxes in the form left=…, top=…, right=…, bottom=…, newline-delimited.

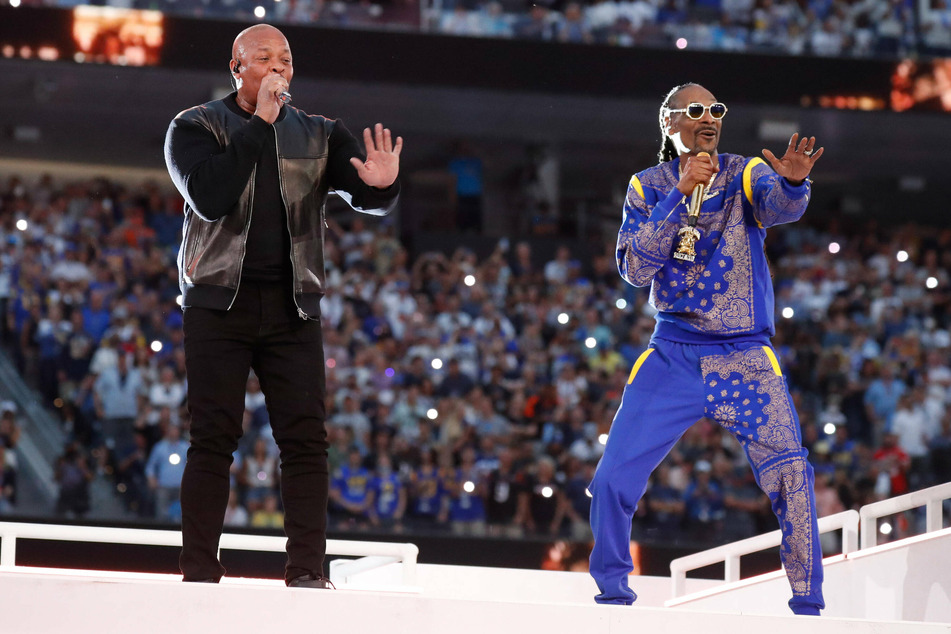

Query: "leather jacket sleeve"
left=164, top=114, right=272, bottom=221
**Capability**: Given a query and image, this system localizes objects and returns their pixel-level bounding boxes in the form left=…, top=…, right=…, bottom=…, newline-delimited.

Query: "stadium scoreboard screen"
left=1, top=6, right=163, bottom=67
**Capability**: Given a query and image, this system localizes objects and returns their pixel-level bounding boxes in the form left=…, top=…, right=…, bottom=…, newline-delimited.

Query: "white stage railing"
left=669, top=510, right=859, bottom=599
left=859, top=481, right=951, bottom=549
left=0, top=522, right=418, bottom=586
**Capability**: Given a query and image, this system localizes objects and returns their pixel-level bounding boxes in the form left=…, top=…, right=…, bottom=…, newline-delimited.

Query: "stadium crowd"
left=36, top=0, right=951, bottom=59
left=0, top=169, right=949, bottom=549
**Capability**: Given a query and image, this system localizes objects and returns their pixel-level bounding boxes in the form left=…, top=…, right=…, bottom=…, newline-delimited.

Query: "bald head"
left=232, top=24, right=287, bottom=61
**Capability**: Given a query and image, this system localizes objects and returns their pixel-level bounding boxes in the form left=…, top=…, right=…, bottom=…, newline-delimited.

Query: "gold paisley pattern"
left=753, top=161, right=811, bottom=228
left=700, top=346, right=818, bottom=598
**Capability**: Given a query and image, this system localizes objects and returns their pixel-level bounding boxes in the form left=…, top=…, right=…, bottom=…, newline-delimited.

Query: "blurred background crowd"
left=17, top=0, right=950, bottom=59
left=0, top=166, right=948, bottom=549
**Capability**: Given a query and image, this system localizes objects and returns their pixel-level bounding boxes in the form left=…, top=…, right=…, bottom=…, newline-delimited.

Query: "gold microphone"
left=673, top=151, right=710, bottom=263
left=686, top=151, right=710, bottom=226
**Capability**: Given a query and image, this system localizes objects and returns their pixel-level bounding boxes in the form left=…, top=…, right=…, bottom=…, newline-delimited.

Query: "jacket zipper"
left=273, top=126, right=308, bottom=320
left=227, top=165, right=256, bottom=311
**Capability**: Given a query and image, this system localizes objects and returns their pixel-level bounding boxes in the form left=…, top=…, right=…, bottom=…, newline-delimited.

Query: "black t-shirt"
left=486, top=467, right=524, bottom=523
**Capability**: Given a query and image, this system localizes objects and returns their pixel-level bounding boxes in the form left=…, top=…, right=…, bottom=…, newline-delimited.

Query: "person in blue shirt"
left=330, top=446, right=372, bottom=528
left=444, top=447, right=487, bottom=536
left=368, top=453, right=406, bottom=530
left=146, top=423, right=189, bottom=521
left=408, top=448, right=445, bottom=529
left=588, top=83, right=826, bottom=616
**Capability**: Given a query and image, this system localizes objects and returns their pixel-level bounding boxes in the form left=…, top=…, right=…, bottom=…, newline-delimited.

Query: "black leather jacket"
left=165, top=97, right=398, bottom=318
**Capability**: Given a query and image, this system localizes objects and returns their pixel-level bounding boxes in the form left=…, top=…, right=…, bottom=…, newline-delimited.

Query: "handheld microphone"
left=686, top=151, right=710, bottom=227
left=278, top=91, right=292, bottom=105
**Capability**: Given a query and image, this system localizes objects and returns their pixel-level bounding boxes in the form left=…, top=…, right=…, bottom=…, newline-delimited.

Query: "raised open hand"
left=762, top=133, right=824, bottom=185
left=350, top=123, right=403, bottom=189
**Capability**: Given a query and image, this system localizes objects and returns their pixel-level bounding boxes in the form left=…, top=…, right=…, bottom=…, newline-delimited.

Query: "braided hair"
left=657, top=83, right=700, bottom=164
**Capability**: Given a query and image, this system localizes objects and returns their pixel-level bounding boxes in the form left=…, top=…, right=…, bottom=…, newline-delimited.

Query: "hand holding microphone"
left=685, top=151, right=712, bottom=227
left=673, top=152, right=716, bottom=263
left=254, top=73, right=292, bottom=124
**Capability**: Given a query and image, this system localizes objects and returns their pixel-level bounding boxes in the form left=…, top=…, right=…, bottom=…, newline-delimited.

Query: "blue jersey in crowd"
left=333, top=465, right=371, bottom=507
left=370, top=472, right=402, bottom=519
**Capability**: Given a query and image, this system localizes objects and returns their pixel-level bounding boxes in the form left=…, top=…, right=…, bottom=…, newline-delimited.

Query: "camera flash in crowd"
left=427, top=408, right=438, bottom=420
left=464, top=274, right=476, bottom=287
left=585, top=337, right=597, bottom=349
left=615, top=298, right=627, bottom=310
left=926, top=277, right=939, bottom=289
left=896, top=250, right=909, bottom=262
left=782, top=307, right=794, bottom=319
left=828, top=242, right=840, bottom=254
left=15, top=219, right=28, bottom=231
left=150, top=340, right=163, bottom=353
left=463, top=481, right=475, bottom=494
left=169, top=454, right=181, bottom=466
left=557, top=312, right=569, bottom=325
left=431, top=358, right=443, bottom=370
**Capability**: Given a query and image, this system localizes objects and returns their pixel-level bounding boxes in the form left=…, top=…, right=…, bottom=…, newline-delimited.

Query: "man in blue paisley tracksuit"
left=588, top=83, right=826, bottom=616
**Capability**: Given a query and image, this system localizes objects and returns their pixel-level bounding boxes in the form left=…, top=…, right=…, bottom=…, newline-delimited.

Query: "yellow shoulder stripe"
left=743, top=158, right=765, bottom=205
left=629, top=175, right=645, bottom=200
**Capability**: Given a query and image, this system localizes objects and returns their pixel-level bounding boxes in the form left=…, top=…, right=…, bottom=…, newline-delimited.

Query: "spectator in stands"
left=93, top=352, right=142, bottom=454
left=115, top=430, right=153, bottom=518
left=331, top=445, right=373, bottom=528
left=891, top=387, right=936, bottom=489
left=0, top=445, right=16, bottom=515
left=518, top=454, right=567, bottom=535
left=444, top=446, right=488, bottom=535
left=928, top=411, right=951, bottom=485
left=407, top=447, right=446, bottom=529
left=148, top=366, right=186, bottom=417
left=864, top=362, right=906, bottom=445
left=368, top=453, right=407, bottom=530
left=241, top=436, right=280, bottom=514
left=513, top=4, right=556, bottom=40
left=54, top=441, right=92, bottom=518
left=485, top=445, right=524, bottom=536
left=682, top=460, right=725, bottom=532
left=0, top=409, right=21, bottom=451
left=223, top=488, right=250, bottom=527
left=145, top=422, right=189, bottom=521
left=251, top=492, right=285, bottom=529
left=873, top=431, right=911, bottom=497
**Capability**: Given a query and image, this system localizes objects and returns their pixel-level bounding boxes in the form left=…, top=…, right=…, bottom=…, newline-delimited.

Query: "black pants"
left=179, top=281, right=329, bottom=583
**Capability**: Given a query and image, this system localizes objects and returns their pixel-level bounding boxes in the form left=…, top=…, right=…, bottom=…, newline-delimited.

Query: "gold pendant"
left=673, top=226, right=700, bottom=263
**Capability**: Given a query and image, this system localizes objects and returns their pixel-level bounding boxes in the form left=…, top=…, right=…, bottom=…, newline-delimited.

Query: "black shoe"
left=184, top=578, right=219, bottom=583
left=287, top=574, right=335, bottom=589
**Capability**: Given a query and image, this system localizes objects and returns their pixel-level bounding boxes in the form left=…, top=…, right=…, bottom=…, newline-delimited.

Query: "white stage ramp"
left=4, top=480, right=951, bottom=634
left=1, top=564, right=948, bottom=634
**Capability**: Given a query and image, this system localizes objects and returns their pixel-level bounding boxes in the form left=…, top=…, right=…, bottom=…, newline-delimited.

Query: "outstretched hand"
left=762, top=133, right=823, bottom=185
left=350, top=123, right=403, bottom=189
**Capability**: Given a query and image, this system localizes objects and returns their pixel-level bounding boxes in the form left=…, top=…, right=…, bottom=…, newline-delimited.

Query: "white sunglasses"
left=664, top=102, right=728, bottom=120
